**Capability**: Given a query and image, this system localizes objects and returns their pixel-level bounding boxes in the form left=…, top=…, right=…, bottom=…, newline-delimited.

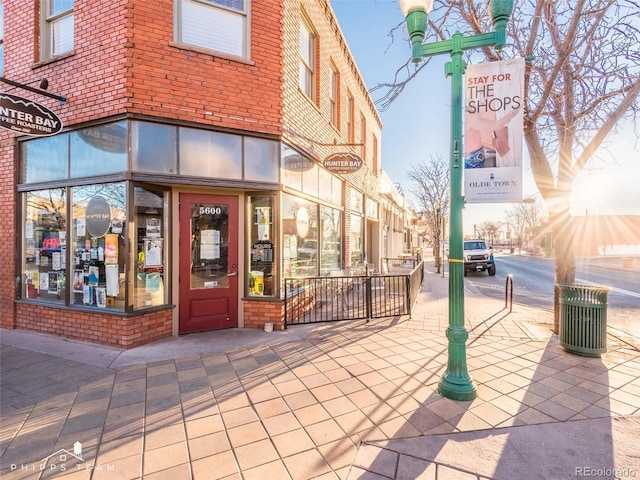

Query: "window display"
left=134, top=186, right=167, bottom=309
left=23, top=188, right=67, bottom=302
left=320, top=206, right=342, bottom=274
left=283, top=194, right=318, bottom=277
left=248, top=195, right=275, bottom=296
left=21, top=182, right=168, bottom=312
left=71, top=183, right=127, bottom=310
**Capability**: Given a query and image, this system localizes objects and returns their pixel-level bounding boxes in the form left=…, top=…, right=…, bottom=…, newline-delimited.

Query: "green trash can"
left=558, top=284, right=611, bottom=357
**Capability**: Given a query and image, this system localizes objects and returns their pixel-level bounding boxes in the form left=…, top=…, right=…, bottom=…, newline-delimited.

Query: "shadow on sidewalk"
left=349, top=310, right=620, bottom=479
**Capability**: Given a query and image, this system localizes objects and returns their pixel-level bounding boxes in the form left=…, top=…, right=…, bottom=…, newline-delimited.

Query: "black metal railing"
left=284, top=260, right=424, bottom=327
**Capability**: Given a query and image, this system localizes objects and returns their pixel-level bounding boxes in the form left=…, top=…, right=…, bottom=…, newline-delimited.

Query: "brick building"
left=0, top=0, right=387, bottom=347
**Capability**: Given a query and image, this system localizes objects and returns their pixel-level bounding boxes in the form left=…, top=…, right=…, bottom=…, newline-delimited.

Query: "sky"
left=331, top=0, right=640, bottom=236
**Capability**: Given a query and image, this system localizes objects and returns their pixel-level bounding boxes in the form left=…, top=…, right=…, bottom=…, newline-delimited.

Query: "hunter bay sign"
left=322, top=152, right=363, bottom=174
left=0, top=93, right=63, bottom=136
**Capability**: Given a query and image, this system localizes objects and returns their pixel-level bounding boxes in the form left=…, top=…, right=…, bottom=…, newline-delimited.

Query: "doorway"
left=179, top=194, right=238, bottom=333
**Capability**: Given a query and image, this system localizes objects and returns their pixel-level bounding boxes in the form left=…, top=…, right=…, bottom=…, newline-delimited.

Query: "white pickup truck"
left=463, top=240, right=496, bottom=276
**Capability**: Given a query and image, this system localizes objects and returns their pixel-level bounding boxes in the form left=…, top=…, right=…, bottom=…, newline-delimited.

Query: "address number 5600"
left=199, top=206, right=223, bottom=215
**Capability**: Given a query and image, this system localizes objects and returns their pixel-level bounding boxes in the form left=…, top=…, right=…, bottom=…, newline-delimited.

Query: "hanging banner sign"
left=464, top=58, right=525, bottom=203
left=0, top=93, right=63, bottom=136
left=322, top=152, right=363, bottom=174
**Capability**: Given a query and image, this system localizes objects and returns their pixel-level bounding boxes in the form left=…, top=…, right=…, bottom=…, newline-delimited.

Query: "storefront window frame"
left=22, top=187, right=68, bottom=304
left=18, top=180, right=170, bottom=313
left=247, top=193, right=278, bottom=298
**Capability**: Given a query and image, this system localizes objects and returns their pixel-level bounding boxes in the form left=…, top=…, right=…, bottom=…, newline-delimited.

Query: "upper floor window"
left=359, top=113, right=366, bottom=159
left=372, top=134, right=379, bottom=175
left=178, top=0, right=248, bottom=58
left=42, top=0, right=74, bottom=59
left=0, top=2, right=4, bottom=75
left=346, top=93, right=354, bottom=144
left=329, top=64, right=340, bottom=127
left=299, top=15, right=317, bottom=102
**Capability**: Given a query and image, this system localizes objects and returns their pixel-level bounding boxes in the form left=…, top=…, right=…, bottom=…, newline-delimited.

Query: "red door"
left=179, top=194, right=238, bottom=333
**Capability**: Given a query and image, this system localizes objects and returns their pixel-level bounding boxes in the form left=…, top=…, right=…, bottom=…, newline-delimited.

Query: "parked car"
left=463, top=240, right=495, bottom=276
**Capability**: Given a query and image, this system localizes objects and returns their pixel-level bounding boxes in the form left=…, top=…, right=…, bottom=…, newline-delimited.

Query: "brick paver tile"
left=227, top=421, right=268, bottom=447
left=143, top=442, right=189, bottom=475
left=271, top=428, right=315, bottom=457
left=305, top=418, right=347, bottom=446
left=144, top=423, right=186, bottom=450
left=191, top=450, right=238, bottom=480
left=221, top=405, right=259, bottom=428
left=243, top=460, right=292, bottom=480
left=188, top=431, right=231, bottom=460
left=351, top=444, right=399, bottom=478
left=283, top=448, right=333, bottom=480
left=262, top=412, right=302, bottom=437
left=234, top=438, right=279, bottom=471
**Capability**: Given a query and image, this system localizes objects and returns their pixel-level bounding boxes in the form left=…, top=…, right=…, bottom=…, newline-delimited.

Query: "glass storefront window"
left=245, top=138, right=279, bottom=183
left=22, top=134, right=69, bottom=183
left=70, top=183, right=127, bottom=310
left=22, top=188, right=67, bottom=303
left=21, top=182, right=169, bottom=312
left=132, top=121, right=178, bottom=175
left=318, top=168, right=333, bottom=203
left=350, top=214, right=364, bottom=266
left=248, top=194, right=276, bottom=296
left=281, top=145, right=308, bottom=191
left=282, top=193, right=317, bottom=277
left=70, top=122, right=128, bottom=177
left=331, top=176, right=343, bottom=206
left=133, top=186, right=168, bottom=309
left=320, top=206, right=342, bottom=275
left=301, top=163, right=319, bottom=198
left=350, top=187, right=364, bottom=213
left=180, top=127, right=242, bottom=179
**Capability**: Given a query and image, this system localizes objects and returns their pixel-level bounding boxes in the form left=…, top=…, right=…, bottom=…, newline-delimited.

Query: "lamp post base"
left=438, top=326, right=477, bottom=401
left=438, top=374, right=477, bottom=401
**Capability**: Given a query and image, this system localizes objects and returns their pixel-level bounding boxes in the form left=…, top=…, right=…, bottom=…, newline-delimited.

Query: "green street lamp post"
left=399, top=0, right=514, bottom=401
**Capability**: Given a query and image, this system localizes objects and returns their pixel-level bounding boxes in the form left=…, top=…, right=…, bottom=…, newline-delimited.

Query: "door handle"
left=228, top=271, right=238, bottom=276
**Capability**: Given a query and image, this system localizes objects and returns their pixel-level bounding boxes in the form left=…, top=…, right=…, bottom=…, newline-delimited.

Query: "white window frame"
left=329, top=64, right=339, bottom=127
left=299, top=15, right=317, bottom=102
left=346, top=93, right=354, bottom=144
left=176, top=0, right=249, bottom=59
left=359, top=113, right=366, bottom=160
left=41, top=0, right=74, bottom=60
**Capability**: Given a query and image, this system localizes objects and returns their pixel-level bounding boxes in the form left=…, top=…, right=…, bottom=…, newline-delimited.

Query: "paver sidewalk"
left=1, top=266, right=639, bottom=479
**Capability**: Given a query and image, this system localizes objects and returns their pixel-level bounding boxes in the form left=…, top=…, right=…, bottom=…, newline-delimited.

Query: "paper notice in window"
left=106, top=264, right=119, bottom=296
left=200, top=230, right=220, bottom=260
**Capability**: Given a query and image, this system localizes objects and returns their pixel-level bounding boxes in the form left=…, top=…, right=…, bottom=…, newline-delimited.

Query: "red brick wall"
left=3, top=0, right=284, bottom=134
left=15, top=303, right=173, bottom=348
left=0, top=138, right=17, bottom=329
left=123, top=1, right=284, bottom=134
left=243, top=299, right=285, bottom=331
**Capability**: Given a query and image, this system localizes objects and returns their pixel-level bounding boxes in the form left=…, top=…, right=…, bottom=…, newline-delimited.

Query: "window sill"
left=169, top=42, right=255, bottom=66
left=33, top=51, right=76, bottom=69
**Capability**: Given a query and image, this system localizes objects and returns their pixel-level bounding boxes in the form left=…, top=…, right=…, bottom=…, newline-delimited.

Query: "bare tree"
left=379, top=0, right=640, bottom=329
left=407, top=154, right=449, bottom=271
left=505, top=198, right=546, bottom=253
left=476, top=221, right=502, bottom=247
